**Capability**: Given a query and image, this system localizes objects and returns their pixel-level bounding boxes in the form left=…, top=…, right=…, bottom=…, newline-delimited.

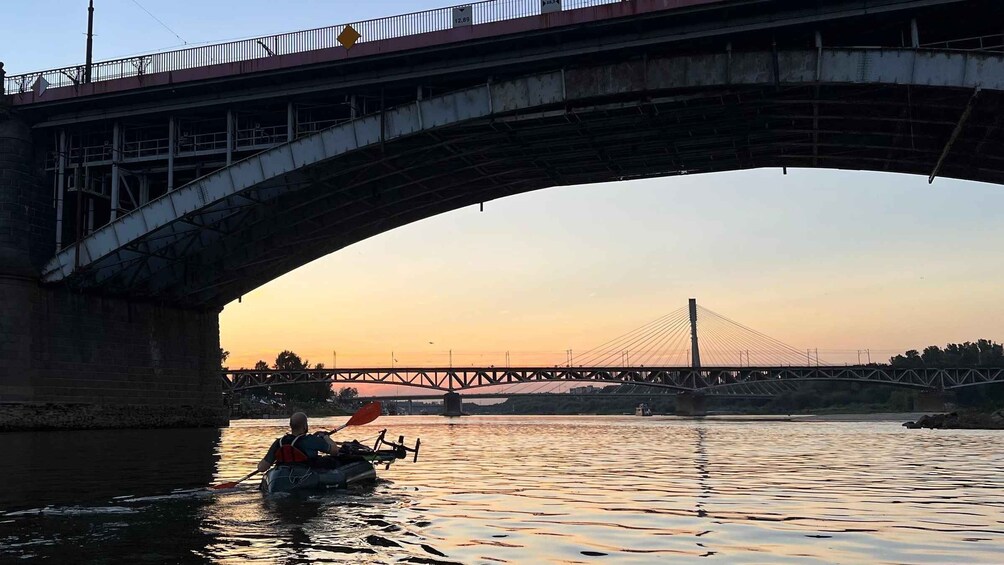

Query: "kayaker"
left=257, top=412, right=340, bottom=472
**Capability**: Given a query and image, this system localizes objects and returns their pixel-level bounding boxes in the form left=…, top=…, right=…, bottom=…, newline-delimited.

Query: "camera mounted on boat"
left=336, top=429, right=421, bottom=469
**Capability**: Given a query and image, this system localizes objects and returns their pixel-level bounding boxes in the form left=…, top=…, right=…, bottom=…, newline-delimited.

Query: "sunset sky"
left=9, top=1, right=1004, bottom=371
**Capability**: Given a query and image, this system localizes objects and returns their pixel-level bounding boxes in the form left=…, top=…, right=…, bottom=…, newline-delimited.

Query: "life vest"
left=274, top=434, right=311, bottom=464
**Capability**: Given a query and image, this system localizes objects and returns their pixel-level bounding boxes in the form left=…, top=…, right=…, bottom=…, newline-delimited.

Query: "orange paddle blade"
left=346, top=401, right=382, bottom=427
left=211, top=481, right=239, bottom=490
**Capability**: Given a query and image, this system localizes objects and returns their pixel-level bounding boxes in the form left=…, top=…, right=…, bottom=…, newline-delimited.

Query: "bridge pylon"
left=689, top=298, right=701, bottom=370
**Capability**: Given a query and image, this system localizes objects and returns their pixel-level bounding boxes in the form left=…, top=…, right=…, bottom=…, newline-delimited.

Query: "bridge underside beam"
left=43, top=48, right=1004, bottom=307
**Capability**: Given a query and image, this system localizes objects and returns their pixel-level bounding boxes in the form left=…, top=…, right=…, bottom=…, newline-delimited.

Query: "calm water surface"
left=1, top=415, right=1002, bottom=563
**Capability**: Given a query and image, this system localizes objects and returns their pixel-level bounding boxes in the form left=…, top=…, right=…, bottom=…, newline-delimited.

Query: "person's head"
left=289, top=412, right=308, bottom=435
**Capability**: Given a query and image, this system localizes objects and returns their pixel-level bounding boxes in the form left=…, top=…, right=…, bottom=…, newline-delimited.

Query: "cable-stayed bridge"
left=223, top=300, right=1004, bottom=415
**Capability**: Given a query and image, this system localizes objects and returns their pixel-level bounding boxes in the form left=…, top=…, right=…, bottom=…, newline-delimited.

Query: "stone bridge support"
left=913, top=390, right=952, bottom=413
left=675, top=392, right=707, bottom=417
left=443, top=391, right=463, bottom=417
left=0, top=118, right=227, bottom=431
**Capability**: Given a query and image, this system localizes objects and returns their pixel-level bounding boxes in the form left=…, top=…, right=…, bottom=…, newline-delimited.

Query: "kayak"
left=259, top=429, right=420, bottom=495
left=260, top=459, right=377, bottom=494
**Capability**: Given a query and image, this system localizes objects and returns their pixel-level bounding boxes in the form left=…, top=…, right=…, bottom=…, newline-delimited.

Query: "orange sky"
left=220, top=169, right=1004, bottom=380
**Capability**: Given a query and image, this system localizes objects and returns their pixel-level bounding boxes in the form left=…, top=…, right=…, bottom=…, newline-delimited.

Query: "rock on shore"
left=903, top=410, right=1004, bottom=429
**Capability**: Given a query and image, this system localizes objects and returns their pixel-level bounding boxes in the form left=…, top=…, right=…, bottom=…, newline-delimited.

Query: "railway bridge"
left=2, top=0, right=1003, bottom=428
left=223, top=365, right=1004, bottom=415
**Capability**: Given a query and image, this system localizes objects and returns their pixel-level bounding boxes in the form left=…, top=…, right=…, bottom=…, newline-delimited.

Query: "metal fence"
left=920, top=34, right=1004, bottom=54
left=4, top=0, right=622, bottom=95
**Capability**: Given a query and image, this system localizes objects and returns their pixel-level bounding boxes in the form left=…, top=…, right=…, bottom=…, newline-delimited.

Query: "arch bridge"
left=3, top=0, right=1003, bottom=428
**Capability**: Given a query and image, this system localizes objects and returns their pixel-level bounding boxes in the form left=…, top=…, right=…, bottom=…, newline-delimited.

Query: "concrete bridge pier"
left=443, top=391, right=463, bottom=417
left=0, top=118, right=227, bottom=431
left=675, top=393, right=707, bottom=417
left=914, top=390, right=952, bottom=413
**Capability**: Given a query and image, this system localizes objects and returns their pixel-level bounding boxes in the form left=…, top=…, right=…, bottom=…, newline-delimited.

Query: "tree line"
left=226, top=350, right=358, bottom=409
left=888, top=340, right=1004, bottom=368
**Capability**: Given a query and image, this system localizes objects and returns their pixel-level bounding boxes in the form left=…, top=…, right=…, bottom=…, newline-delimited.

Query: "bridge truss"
left=222, top=366, right=1004, bottom=396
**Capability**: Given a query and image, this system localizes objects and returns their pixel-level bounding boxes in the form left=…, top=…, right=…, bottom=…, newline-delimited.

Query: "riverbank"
left=0, top=402, right=228, bottom=432
left=903, top=410, right=1004, bottom=429
left=231, top=402, right=353, bottom=420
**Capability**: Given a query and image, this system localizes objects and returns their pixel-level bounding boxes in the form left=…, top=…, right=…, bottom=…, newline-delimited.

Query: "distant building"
left=569, top=385, right=601, bottom=395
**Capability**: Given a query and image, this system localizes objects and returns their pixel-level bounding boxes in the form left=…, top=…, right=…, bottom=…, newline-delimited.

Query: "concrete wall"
left=0, top=269, right=228, bottom=431
left=0, top=117, right=51, bottom=275
left=0, top=116, right=226, bottom=430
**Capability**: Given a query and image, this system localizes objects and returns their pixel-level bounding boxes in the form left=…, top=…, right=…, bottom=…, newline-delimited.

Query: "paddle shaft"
left=212, top=469, right=258, bottom=489
left=319, top=422, right=350, bottom=436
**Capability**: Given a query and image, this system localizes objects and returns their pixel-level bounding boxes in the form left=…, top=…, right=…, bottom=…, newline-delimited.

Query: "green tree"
left=337, top=387, right=359, bottom=406
left=890, top=349, right=923, bottom=368
left=889, top=340, right=1004, bottom=409
left=274, top=350, right=332, bottom=404
left=921, top=346, right=944, bottom=365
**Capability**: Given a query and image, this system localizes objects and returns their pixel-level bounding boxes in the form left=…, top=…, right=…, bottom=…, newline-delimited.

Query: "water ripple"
left=1, top=416, right=1003, bottom=563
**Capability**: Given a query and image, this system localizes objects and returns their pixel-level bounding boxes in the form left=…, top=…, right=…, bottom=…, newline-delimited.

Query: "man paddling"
left=257, top=412, right=341, bottom=473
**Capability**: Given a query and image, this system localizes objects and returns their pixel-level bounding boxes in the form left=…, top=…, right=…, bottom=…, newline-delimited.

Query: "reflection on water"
left=2, top=416, right=1003, bottom=563
left=1, top=427, right=220, bottom=509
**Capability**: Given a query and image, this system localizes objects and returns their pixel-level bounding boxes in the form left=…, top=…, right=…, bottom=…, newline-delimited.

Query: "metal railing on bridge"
left=4, top=0, right=622, bottom=95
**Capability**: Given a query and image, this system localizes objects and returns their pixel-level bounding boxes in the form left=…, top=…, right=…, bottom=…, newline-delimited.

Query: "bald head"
left=289, top=412, right=308, bottom=434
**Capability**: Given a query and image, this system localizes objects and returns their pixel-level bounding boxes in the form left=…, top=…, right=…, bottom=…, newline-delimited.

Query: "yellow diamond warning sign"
left=338, top=25, right=361, bottom=50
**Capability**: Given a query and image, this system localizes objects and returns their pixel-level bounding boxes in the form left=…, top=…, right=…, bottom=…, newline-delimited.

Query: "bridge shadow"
left=0, top=427, right=221, bottom=511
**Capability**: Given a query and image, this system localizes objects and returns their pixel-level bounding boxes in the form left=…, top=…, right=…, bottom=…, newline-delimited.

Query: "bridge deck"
left=5, top=0, right=728, bottom=106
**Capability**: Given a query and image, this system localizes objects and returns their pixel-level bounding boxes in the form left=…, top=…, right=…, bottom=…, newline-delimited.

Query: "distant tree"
left=254, top=360, right=270, bottom=371
left=274, top=350, right=332, bottom=404
left=220, top=348, right=230, bottom=368
left=921, top=346, right=944, bottom=366
left=889, top=349, right=923, bottom=368
left=337, top=387, right=359, bottom=405
left=275, top=350, right=308, bottom=371
left=888, top=340, right=1004, bottom=409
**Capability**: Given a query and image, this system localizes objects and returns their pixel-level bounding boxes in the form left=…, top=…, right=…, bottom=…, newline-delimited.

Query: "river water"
left=1, top=415, right=1002, bottom=563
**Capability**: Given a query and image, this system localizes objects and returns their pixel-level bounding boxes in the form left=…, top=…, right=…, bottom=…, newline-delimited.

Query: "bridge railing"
left=4, top=0, right=621, bottom=95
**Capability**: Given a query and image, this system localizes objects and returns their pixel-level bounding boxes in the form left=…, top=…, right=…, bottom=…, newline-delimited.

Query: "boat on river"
left=260, top=429, right=420, bottom=494
left=635, top=403, right=653, bottom=417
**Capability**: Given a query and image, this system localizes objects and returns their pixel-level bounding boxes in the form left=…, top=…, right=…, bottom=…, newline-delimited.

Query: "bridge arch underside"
left=46, top=48, right=1004, bottom=307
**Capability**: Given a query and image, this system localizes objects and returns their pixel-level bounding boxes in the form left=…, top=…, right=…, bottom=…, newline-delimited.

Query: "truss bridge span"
left=223, top=365, right=1004, bottom=395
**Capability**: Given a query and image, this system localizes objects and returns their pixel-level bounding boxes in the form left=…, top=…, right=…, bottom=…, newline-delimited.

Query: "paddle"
left=210, top=402, right=383, bottom=490
left=316, top=401, right=382, bottom=436
left=211, top=469, right=259, bottom=490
